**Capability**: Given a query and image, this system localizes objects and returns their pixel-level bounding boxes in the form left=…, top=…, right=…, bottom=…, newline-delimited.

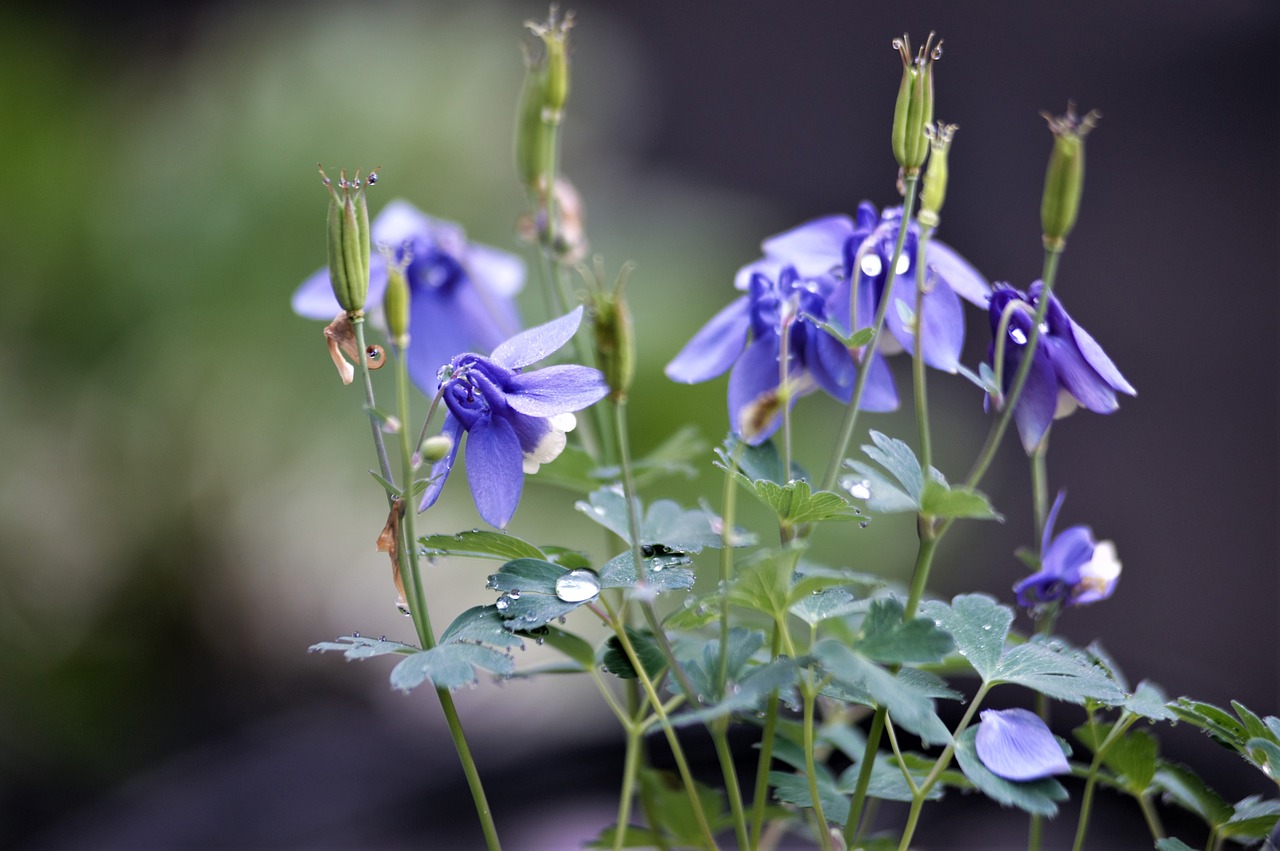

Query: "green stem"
left=748, top=626, right=783, bottom=850
left=964, top=245, right=1063, bottom=490
left=820, top=176, right=920, bottom=493
left=1070, top=716, right=1134, bottom=851
left=896, top=682, right=992, bottom=851
left=603, top=602, right=721, bottom=850
left=903, top=530, right=940, bottom=621
left=718, top=442, right=743, bottom=691
left=780, top=312, right=795, bottom=484
left=614, top=726, right=644, bottom=851
left=912, top=225, right=934, bottom=474
left=391, top=344, right=500, bottom=851
left=351, top=316, right=395, bottom=495
left=802, top=678, right=835, bottom=851
left=1138, top=794, right=1165, bottom=841
left=1031, top=445, right=1049, bottom=541
left=713, top=720, right=751, bottom=851
left=844, top=706, right=886, bottom=843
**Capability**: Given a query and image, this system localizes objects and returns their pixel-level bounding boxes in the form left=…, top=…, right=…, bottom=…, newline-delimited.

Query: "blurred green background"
left=1, top=0, right=1275, bottom=847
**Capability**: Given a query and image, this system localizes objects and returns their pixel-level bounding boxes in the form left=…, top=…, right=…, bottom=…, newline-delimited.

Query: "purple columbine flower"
left=733, top=202, right=990, bottom=375
left=974, top=708, right=1070, bottom=781
left=293, top=199, right=524, bottom=393
left=987, top=281, right=1136, bottom=452
left=665, top=264, right=896, bottom=444
left=1015, top=491, right=1121, bottom=609
left=419, top=306, right=608, bottom=529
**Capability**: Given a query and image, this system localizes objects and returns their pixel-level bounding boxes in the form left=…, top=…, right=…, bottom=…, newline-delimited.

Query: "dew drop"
left=641, top=544, right=656, bottom=557
left=554, top=569, right=601, bottom=603
left=366, top=345, right=386, bottom=369
left=367, top=171, right=378, bottom=185
left=1010, top=328, right=1028, bottom=345
left=495, top=597, right=510, bottom=611
left=896, top=255, right=911, bottom=275
left=352, top=631, right=361, bottom=638
left=847, top=478, right=872, bottom=500
left=980, top=623, right=992, bottom=631
left=508, top=590, right=522, bottom=600
left=860, top=255, right=884, bottom=277
left=859, top=521, right=869, bottom=529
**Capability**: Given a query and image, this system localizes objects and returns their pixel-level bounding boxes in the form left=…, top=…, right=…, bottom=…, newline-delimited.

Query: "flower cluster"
left=1015, top=491, right=1121, bottom=609
left=666, top=202, right=988, bottom=442
left=294, top=200, right=525, bottom=393
left=418, top=307, right=608, bottom=529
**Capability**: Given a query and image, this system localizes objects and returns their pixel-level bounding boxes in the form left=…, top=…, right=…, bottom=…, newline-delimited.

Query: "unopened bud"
left=917, top=122, right=957, bottom=228
left=320, top=164, right=376, bottom=314
left=891, top=33, right=941, bottom=175
left=515, top=6, right=573, bottom=191
left=1040, top=103, right=1099, bottom=249
left=420, top=434, right=454, bottom=463
left=383, top=259, right=411, bottom=346
left=527, top=6, right=573, bottom=121
left=586, top=260, right=635, bottom=403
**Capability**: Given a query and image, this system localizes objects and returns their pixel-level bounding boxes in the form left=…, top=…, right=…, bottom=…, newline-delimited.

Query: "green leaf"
left=789, top=588, right=867, bottom=627
left=1154, top=761, right=1232, bottom=827
left=487, top=558, right=592, bottom=630
left=439, top=605, right=524, bottom=649
left=673, top=659, right=800, bottom=727
left=598, top=549, right=696, bottom=594
left=726, top=547, right=796, bottom=622
left=586, top=825, right=665, bottom=849
left=575, top=486, right=638, bottom=542
left=769, top=767, right=848, bottom=825
left=663, top=593, right=721, bottom=630
left=638, top=769, right=730, bottom=845
left=861, top=431, right=924, bottom=504
left=389, top=642, right=515, bottom=692
left=814, top=640, right=952, bottom=746
left=1232, top=701, right=1275, bottom=743
left=1154, top=840, right=1197, bottom=851
left=807, top=314, right=873, bottom=349
left=1219, top=795, right=1280, bottom=839
left=1246, top=738, right=1280, bottom=783
left=602, top=628, right=667, bottom=680
left=309, top=634, right=416, bottom=659
left=1086, top=641, right=1131, bottom=692
left=920, top=594, right=1012, bottom=681
left=420, top=529, right=544, bottom=562
left=750, top=478, right=858, bottom=526
left=855, top=598, right=955, bottom=665
left=576, top=487, right=739, bottom=552
left=953, top=726, right=1069, bottom=816
left=538, top=627, right=596, bottom=670
left=993, top=639, right=1125, bottom=705
left=919, top=478, right=1003, bottom=521
left=1105, top=729, right=1159, bottom=792
left=1124, top=680, right=1176, bottom=722
left=368, top=470, right=402, bottom=498
left=716, top=434, right=806, bottom=486
left=837, top=753, right=950, bottom=803
left=1170, top=698, right=1249, bottom=750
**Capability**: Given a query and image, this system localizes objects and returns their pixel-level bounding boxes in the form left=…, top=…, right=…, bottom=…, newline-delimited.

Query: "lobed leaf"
left=920, top=594, right=1012, bottom=682
left=855, top=598, right=955, bottom=665
left=420, top=529, right=544, bottom=561
left=993, top=639, right=1125, bottom=705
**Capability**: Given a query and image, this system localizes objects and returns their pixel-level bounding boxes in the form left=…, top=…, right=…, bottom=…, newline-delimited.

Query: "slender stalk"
left=820, top=176, right=920, bottom=493
left=614, top=726, right=644, bottom=851
left=912, top=225, right=935, bottom=474
left=844, top=706, right=886, bottom=843
left=895, top=682, right=992, bottom=851
left=351, top=316, right=395, bottom=494
left=712, top=719, right=752, bottom=851
left=718, top=442, right=744, bottom=691
left=779, top=311, right=795, bottom=486
left=602, top=601, right=721, bottom=850
left=391, top=345, right=500, bottom=851
left=963, top=245, right=1063, bottom=490
left=883, top=716, right=920, bottom=796
left=802, top=679, right=835, bottom=851
left=1031, top=445, right=1049, bottom=540
left=1138, top=794, right=1165, bottom=841
left=748, top=626, right=784, bottom=850
left=1069, top=716, right=1134, bottom=851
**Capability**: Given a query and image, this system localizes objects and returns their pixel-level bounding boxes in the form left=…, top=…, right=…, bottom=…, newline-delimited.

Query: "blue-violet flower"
left=1015, top=491, right=1121, bottom=609
left=987, top=281, right=1136, bottom=452
left=733, top=202, right=990, bottom=375
left=665, top=264, right=896, bottom=444
left=294, top=199, right=525, bottom=393
left=419, top=306, right=608, bottom=529
left=974, top=708, right=1070, bottom=781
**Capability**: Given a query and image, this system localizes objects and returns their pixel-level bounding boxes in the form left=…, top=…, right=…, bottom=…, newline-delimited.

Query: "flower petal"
left=884, top=273, right=965, bottom=373
left=1041, top=490, right=1067, bottom=556
left=464, top=242, right=525, bottom=300
left=1041, top=335, right=1120, bottom=414
left=760, top=215, right=853, bottom=276
left=1072, top=540, right=1121, bottom=605
left=465, top=415, right=525, bottom=529
left=405, top=287, right=480, bottom=394
left=1010, top=350, right=1060, bottom=453
left=490, top=306, right=584, bottom=370
left=506, top=365, right=609, bottom=416
left=728, top=335, right=785, bottom=443
left=857, top=350, right=900, bottom=413
left=1042, top=525, right=1095, bottom=583
left=418, top=415, right=464, bottom=513
left=925, top=240, right=991, bottom=306
left=806, top=326, right=855, bottom=402
left=665, top=296, right=751, bottom=383
left=974, top=708, right=1070, bottom=781
left=1066, top=318, right=1136, bottom=397
left=292, top=267, right=342, bottom=318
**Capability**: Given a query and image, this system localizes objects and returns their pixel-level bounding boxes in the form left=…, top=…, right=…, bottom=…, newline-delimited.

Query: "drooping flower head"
left=419, top=307, right=608, bottom=529
left=1015, top=491, right=1121, bottom=610
left=293, top=199, right=524, bottom=393
left=733, top=202, right=990, bottom=376
left=987, top=281, right=1135, bottom=453
left=665, top=264, right=895, bottom=444
left=974, top=708, right=1070, bottom=781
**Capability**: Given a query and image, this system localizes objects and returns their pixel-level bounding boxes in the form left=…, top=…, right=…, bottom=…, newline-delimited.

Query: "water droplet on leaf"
left=554, top=569, right=601, bottom=603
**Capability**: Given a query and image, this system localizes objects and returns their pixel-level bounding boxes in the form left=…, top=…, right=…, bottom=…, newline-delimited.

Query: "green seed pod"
left=587, top=260, right=635, bottom=403
left=1040, top=104, right=1099, bottom=249
left=918, top=122, right=957, bottom=228
left=891, top=33, right=941, bottom=174
left=383, top=259, right=411, bottom=346
left=321, top=165, right=375, bottom=314
left=514, top=60, right=549, bottom=190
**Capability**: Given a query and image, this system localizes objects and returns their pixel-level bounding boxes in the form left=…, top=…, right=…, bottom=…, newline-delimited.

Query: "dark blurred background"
left=1, top=0, right=1275, bottom=848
